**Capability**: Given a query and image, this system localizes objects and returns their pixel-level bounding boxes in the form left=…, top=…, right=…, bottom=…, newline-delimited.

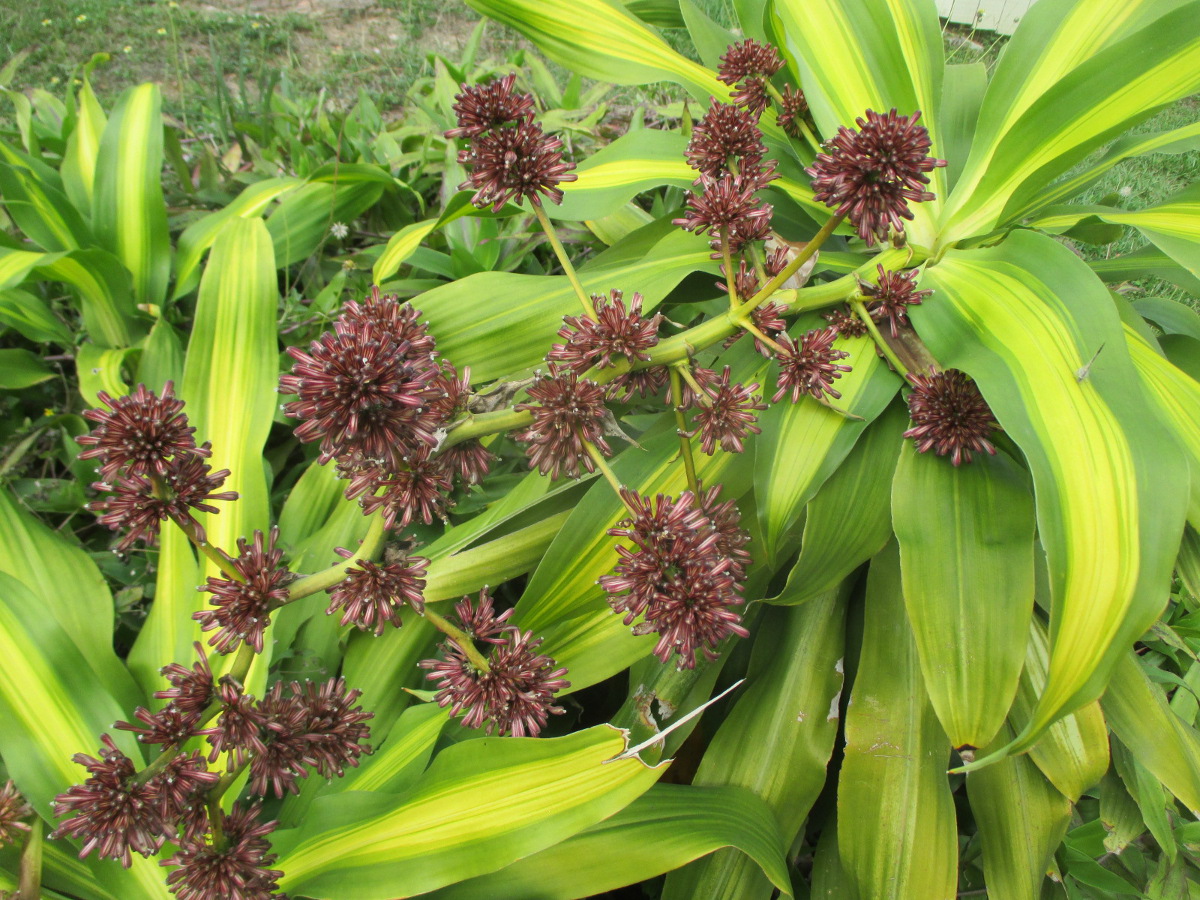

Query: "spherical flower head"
left=280, top=319, right=440, bottom=471
left=207, top=679, right=268, bottom=764
left=806, top=108, right=947, bottom=245
left=675, top=174, right=773, bottom=244
left=114, top=704, right=202, bottom=750
left=685, top=100, right=767, bottom=178
left=194, top=527, right=291, bottom=654
left=823, top=305, right=869, bottom=338
left=691, top=367, right=766, bottom=455
left=52, top=735, right=164, bottom=867
left=773, top=327, right=853, bottom=402
left=548, top=290, right=662, bottom=373
left=438, top=440, right=493, bottom=486
left=515, top=369, right=612, bottom=480
left=717, top=39, right=783, bottom=117
left=0, top=781, right=31, bottom=849
left=156, top=643, right=216, bottom=717
left=696, top=482, right=752, bottom=585
left=421, top=622, right=570, bottom=737
left=600, top=488, right=749, bottom=667
left=247, top=678, right=373, bottom=796
left=143, top=753, right=218, bottom=837
left=458, top=120, right=578, bottom=211
left=454, top=587, right=515, bottom=644
left=608, top=365, right=670, bottom=402
left=162, top=802, right=282, bottom=900
left=861, top=264, right=933, bottom=337
left=777, top=85, right=809, bottom=137
left=904, top=368, right=999, bottom=466
left=445, top=72, right=535, bottom=139
left=337, top=287, right=437, bottom=358
left=327, top=547, right=429, bottom=635
left=90, top=448, right=237, bottom=553
left=77, top=381, right=205, bottom=480
left=356, top=449, right=454, bottom=531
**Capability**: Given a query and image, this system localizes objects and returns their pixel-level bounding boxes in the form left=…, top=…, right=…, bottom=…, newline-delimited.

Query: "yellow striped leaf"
left=838, top=542, right=957, bottom=900
left=465, top=0, right=725, bottom=100
left=92, top=83, right=170, bottom=307
left=916, top=230, right=1188, bottom=757
left=60, top=75, right=107, bottom=212
left=941, top=1, right=1200, bottom=243
left=769, top=0, right=946, bottom=246
left=274, top=725, right=664, bottom=898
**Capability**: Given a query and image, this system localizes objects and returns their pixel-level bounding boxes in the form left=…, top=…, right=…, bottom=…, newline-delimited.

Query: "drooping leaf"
left=273, top=725, right=664, bottom=898
left=838, top=541, right=957, bottom=900
left=430, top=784, right=794, bottom=900
left=916, top=230, right=1188, bottom=755
left=893, top=443, right=1036, bottom=750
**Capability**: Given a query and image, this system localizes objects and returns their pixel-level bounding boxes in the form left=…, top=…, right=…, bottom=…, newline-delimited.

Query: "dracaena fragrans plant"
left=3, top=0, right=1200, bottom=898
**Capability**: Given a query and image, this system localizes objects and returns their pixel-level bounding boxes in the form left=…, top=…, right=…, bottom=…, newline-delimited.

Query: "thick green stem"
left=739, top=317, right=787, bottom=356
left=16, top=817, right=42, bottom=900
left=720, top=231, right=738, bottom=310
left=533, top=202, right=595, bottom=318
left=738, top=212, right=845, bottom=316
left=285, top=512, right=386, bottom=602
left=850, top=298, right=909, bottom=377
left=152, top=476, right=241, bottom=580
left=669, top=367, right=700, bottom=496
left=423, top=607, right=491, bottom=673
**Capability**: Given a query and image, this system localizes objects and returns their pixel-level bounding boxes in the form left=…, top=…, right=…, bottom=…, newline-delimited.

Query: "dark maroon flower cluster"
left=861, top=264, right=933, bottom=337
left=691, top=366, right=767, bottom=455
left=675, top=174, right=774, bottom=252
left=162, top=802, right=283, bottom=900
left=194, top=528, right=291, bottom=654
left=327, top=545, right=429, bottom=635
left=773, top=327, right=853, bottom=402
left=717, top=39, right=784, bottom=117
left=686, top=100, right=771, bottom=179
left=280, top=288, right=491, bottom=530
left=600, top=485, right=750, bottom=667
left=823, top=305, right=869, bottom=338
left=79, top=383, right=238, bottom=554
left=777, top=84, right=810, bottom=137
left=52, top=735, right=217, bottom=868
left=904, top=368, right=999, bottom=466
left=807, top=108, right=947, bottom=245
left=0, top=780, right=31, bottom=848
left=515, top=368, right=612, bottom=480
left=548, top=290, right=662, bottom=374
left=420, top=591, right=571, bottom=737
left=447, top=74, right=577, bottom=210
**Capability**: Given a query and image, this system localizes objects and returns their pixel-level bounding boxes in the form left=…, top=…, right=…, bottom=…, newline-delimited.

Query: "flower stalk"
left=533, top=202, right=595, bottom=318
left=669, top=367, right=700, bottom=495
left=422, top=606, right=492, bottom=673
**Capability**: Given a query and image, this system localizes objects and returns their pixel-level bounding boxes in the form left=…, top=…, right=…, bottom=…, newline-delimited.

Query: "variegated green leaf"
left=941, top=0, right=1200, bottom=243
left=267, top=180, right=384, bottom=268
left=916, top=230, right=1188, bottom=755
left=0, top=573, right=168, bottom=898
left=421, top=223, right=716, bottom=383
left=0, top=161, right=90, bottom=251
left=172, top=176, right=302, bottom=300
left=92, top=83, right=170, bottom=307
left=755, top=327, right=898, bottom=563
left=1102, top=651, right=1200, bottom=816
left=663, top=589, right=847, bottom=899
left=431, top=784, right=793, bottom=900
left=771, top=400, right=905, bottom=605
left=838, top=541, right=956, bottom=900
left=894, top=444, right=1036, bottom=751
left=274, top=725, right=664, bottom=898
left=1009, top=619, right=1110, bottom=802
left=967, top=722, right=1073, bottom=900
left=60, top=74, right=106, bottom=213
left=769, top=0, right=946, bottom=246
left=465, top=0, right=726, bottom=100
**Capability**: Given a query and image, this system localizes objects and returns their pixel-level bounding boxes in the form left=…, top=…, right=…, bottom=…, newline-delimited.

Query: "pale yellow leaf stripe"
left=373, top=219, right=438, bottom=283
left=1125, top=326, right=1200, bottom=523
left=930, top=261, right=1139, bottom=724
left=1034, top=195, right=1200, bottom=270
left=278, top=726, right=658, bottom=887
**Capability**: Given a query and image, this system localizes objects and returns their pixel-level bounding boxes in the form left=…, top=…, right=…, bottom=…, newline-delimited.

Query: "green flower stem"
left=16, top=817, right=42, bottom=900
left=582, top=438, right=631, bottom=507
left=206, top=793, right=227, bottom=848
left=676, top=365, right=713, bottom=407
left=152, top=475, right=242, bottom=580
left=422, top=606, right=491, bottom=673
left=721, top=230, right=738, bottom=310
left=765, top=81, right=821, bottom=153
left=850, top=298, right=909, bottom=377
left=739, top=318, right=788, bottom=356
left=284, top=512, right=387, bottom=603
left=738, top=212, right=845, bottom=316
left=533, top=202, right=596, bottom=318
left=669, top=367, right=700, bottom=496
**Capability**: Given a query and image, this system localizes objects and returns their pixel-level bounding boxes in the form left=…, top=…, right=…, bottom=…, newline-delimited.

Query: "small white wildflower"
left=331, top=222, right=350, bottom=239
